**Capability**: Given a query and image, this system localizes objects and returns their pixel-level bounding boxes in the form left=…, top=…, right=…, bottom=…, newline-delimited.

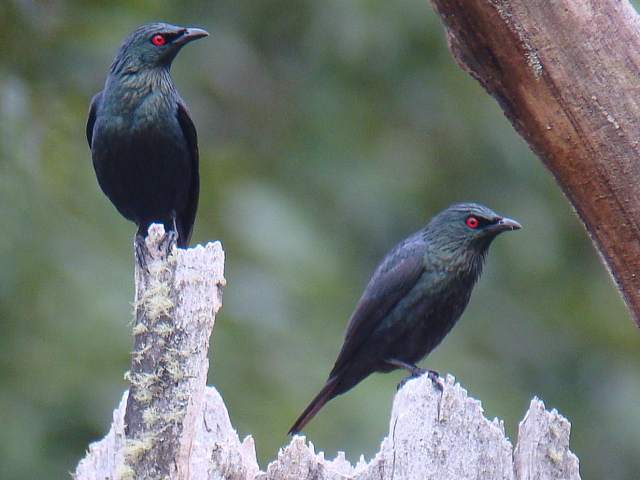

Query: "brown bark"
left=429, top=0, right=640, bottom=326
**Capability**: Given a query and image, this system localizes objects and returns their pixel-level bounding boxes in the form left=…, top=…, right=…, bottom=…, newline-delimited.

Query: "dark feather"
left=330, top=235, right=425, bottom=377
left=87, top=23, right=207, bottom=249
left=288, top=203, right=520, bottom=433
left=86, top=92, right=102, bottom=148
left=175, top=100, right=199, bottom=247
left=288, top=376, right=340, bottom=435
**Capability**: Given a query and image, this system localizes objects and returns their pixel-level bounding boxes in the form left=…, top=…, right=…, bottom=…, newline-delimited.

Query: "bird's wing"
left=86, top=92, right=102, bottom=148
left=329, top=235, right=426, bottom=377
left=175, top=100, right=200, bottom=247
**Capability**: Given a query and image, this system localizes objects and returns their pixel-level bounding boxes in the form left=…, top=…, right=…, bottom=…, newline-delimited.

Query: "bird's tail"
left=288, top=375, right=341, bottom=435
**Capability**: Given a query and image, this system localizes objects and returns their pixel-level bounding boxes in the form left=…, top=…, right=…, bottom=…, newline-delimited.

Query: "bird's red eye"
left=151, top=34, right=166, bottom=46
left=466, top=216, right=480, bottom=229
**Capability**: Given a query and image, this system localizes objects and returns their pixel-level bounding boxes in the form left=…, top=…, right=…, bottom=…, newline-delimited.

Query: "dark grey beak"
left=493, top=217, right=522, bottom=232
left=175, top=27, right=209, bottom=45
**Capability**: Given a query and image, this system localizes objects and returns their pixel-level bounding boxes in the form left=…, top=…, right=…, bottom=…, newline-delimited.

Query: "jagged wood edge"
left=75, top=227, right=579, bottom=479
left=76, top=378, right=580, bottom=479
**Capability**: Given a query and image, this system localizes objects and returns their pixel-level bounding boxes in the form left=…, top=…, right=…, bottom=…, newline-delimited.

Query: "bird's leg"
left=387, top=358, right=425, bottom=391
left=388, top=358, right=444, bottom=420
left=387, top=358, right=443, bottom=393
left=386, top=358, right=426, bottom=376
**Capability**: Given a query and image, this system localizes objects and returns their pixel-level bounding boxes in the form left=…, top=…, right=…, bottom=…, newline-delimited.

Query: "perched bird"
left=289, top=203, right=521, bottom=434
left=86, top=23, right=208, bottom=248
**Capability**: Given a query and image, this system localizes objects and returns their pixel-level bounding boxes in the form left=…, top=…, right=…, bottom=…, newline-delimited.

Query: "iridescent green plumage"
left=87, top=23, right=208, bottom=247
left=289, top=203, right=521, bottom=434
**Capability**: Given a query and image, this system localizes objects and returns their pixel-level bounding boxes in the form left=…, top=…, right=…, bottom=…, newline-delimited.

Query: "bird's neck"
left=103, top=67, right=176, bottom=117
left=426, top=242, right=487, bottom=285
left=107, top=65, right=174, bottom=92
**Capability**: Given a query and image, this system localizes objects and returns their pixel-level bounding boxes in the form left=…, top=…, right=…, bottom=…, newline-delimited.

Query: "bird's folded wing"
left=86, top=92, right=103, bottom=148
left=175, top=100, right=200, bottom=245
left=329, top=235, right=425, bottom=377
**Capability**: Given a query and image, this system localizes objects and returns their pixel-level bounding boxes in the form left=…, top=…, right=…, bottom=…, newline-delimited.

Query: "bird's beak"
left=175, top=27, right=209, bottom=45
left=491, top=217, right=522, bottom=233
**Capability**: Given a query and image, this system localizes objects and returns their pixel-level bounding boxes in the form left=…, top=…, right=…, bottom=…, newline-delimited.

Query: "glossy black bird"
left=87, top=23, right=208, bottom=248
left=289, top=203, right=521, bottom=434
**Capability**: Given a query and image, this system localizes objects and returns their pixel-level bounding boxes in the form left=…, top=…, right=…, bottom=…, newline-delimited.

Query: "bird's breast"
left=374, top=273, right=474, bottom=365
left=133, top=92, right=176, bottom=126
left=386, top=269, right=474, bottom=335
left=97, top=103, right=181, bottom=147
left=92, top=87, right=188, bottom=169
left=100, top=76, right=177, bottom=129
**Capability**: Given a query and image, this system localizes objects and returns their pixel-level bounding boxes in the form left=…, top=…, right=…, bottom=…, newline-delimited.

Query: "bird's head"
left=110, top=22, right=208, bottom=74
left=425, top=202, right=521, bottom=261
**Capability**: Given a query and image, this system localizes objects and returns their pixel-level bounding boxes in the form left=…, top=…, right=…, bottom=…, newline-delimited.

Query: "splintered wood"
left=75, top=226, right=580, bottom=480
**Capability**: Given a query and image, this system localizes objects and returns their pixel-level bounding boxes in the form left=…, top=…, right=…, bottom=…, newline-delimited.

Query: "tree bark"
left=428, top=0, right=640, bottom=326
left=76, top=376, right=581, bottom=480
left=74, top=225, right=229, bottom=480
left=74, top=228, right=580, bottom=479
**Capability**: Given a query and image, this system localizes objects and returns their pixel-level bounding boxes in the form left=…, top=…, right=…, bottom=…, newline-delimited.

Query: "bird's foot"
left=396, top=369, right=443, bottom=393
left=134, top=228, right=177, bottom=273
left=134, top=234, right=150, bottom=273
left=389, top=357, right=444, bottom=418
left=427, top=370, right=445, bottom=422
left=158, top=229, right=178, bottom=256
left=427, top=369, right=444, bottom=393
left=388, top=358, right=426, bottom=390
left=396, top=367, right=425, bottom=391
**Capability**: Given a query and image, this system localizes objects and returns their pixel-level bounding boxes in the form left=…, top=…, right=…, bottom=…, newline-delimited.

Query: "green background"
left=1, top=1, right=639, bottom=478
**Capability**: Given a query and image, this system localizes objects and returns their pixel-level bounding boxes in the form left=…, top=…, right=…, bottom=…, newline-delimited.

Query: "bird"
left=288, top=203, right=521, bottom=434
left=86, top=22, right=208, bottom=249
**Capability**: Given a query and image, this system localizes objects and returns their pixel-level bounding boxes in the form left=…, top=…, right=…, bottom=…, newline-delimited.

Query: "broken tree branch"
left=76, top=225, right=227, bottom=479
left=75, top=228, right=580, bottom=479
left=429, top=0, right=640, bottom=327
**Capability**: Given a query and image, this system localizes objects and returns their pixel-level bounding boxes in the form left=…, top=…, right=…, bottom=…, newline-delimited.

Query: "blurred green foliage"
left=1, top=1, right=640, bottom=479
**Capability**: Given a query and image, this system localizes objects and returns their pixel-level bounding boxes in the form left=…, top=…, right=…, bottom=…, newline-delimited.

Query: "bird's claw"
left=427, top=370, right=445, bottom=421
left=134, top=234, right=150, bottom=273
left=134, top=228, right=176, bottom=274
left=396, top=368, right=443, bottom=393
left=159, top=229, right=178, bottom=256
left=397, top=367, right=425, bottom=391
left=397, top=374, right=412, bottom=391
left=427, top=369, right=444, bottom=393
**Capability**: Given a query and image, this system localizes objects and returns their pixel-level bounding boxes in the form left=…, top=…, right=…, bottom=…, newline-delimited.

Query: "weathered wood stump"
left=75, top=227, right=580, bottom=480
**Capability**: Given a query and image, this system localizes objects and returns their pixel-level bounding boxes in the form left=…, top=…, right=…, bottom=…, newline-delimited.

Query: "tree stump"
left=75, top=228, right=580, bottom=480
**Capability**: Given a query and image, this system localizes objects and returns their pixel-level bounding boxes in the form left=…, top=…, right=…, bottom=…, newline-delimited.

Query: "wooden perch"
left=75, top=228, right=580, bottom=479
left=428, top=0, right=640, bottom=327
left=76, top=225, right=228, bottom=479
